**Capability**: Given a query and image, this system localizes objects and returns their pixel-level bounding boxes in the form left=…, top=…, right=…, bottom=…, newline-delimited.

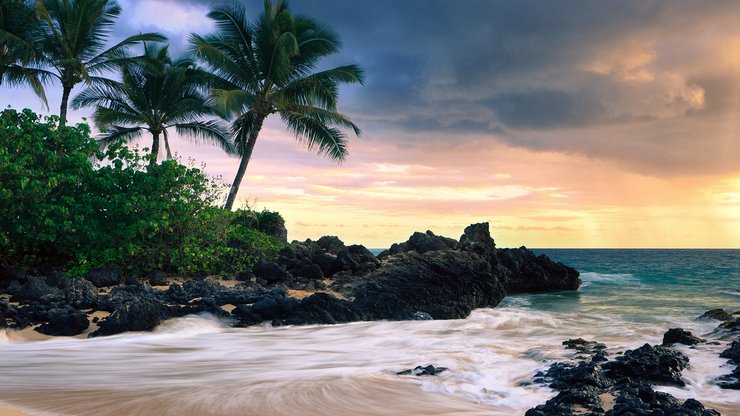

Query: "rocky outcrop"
left=84, top=266, right=123, bottom=288
left=527, top=340, right=719, bottom=416
left=0, top=222, right=581, bottom=337
left=396, top=365, right=447, bottom=376
left=347, top=250, right=505, bottom=320
left=603, top=343, right=689, bottom=386
left=698, top=308, right=733, bottom=322
left=662, top=328, right=705, bottom=346
left=378, top=230, right=458, bottom=258
left=717, top=338, right=740, bottom=389
left=498, top=247, right=581, bottom=293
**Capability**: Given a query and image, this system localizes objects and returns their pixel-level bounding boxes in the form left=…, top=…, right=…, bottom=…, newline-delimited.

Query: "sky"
left=3, top=0, right=740, bottom=248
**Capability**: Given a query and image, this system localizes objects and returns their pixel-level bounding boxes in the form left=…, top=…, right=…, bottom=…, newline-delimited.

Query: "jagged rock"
left=84, top=266, right=123, bottom=288
left=35, top=307, right=89, bottom=336
left=378, top=230, right=458, bottom=258
left=253, top=259, right=292, bottom=284
left=396, top=365, right=447, bottom=376
left=61, top=277, right=98, bottom=309
left=539, top=361, right=613, bottom=390
left=698, top=308, right=732, bottom=321
left=603, top=343, right=689, bottom=386
left=277, top=293, right=366, bottom=325
left=611, top=383, right=720, bottom=416
left=91, top=284, right=171, bottom=337
left=0, top=267, right=28, bottom=289
left=498, top=247, right=581, bottom=293
left=147, top=271, right=168, bottom=286
left=232, top=289, right=295, bottom=326
left=11, top=277, right=62, bottom=303
left=662, top=328, right=705, bottom=346
left=0, top=299, right=16, bottom=328
left=332, top=245, right=380, bottom=276
left=316, top=235, right=345, bottom=253
left=717, top=338, right=740, bottom=389
left=458, top=223, right=497, bottom=264
left=349, top=250, right=505, bottom=321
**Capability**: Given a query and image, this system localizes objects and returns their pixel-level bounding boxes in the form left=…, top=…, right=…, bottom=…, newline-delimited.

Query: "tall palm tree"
left=73, top=44, right=231, bottom=164
left=191, top=0, right=364, bottom=210
left=2, top=0, right=165, bottom=126
left=0, top=0, right=47, bottom=105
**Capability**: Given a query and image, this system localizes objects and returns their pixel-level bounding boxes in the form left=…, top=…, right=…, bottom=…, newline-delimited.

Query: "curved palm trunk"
left=224, top=117, right=265, bottom=211
left=164, top=136, right=173, bottom=160
left=59, top=85, right=72, bottom=127
left=150, top=131, right=160, bottom=165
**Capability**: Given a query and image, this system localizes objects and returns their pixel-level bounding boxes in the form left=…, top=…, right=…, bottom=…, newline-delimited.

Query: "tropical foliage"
left=0, top=108, right=284, bottom=275
left=73, top=44, right=231, bottom=164
left=191, top=0, right=364, bottom=210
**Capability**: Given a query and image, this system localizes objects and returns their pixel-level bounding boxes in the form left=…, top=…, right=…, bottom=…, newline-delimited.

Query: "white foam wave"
left=579, top=272, right=637, bottom=283
left=720, top=290, right=740, bottom=297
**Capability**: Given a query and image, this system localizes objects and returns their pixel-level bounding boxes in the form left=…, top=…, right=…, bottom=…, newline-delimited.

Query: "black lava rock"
left=397, top=365, right=448, bottom=376
left=84, top=266, right=123, bottom=288
left=35, top=307, right=89, bottom=336
left=662, top=328, right=705, bottom=346
left=698, top=308, right=732, bottom=321
left=253, top=259, right=292, bottom=284
left=603, top=343, right=689, bottom=386
left=349, top=250, right=506, bottom=321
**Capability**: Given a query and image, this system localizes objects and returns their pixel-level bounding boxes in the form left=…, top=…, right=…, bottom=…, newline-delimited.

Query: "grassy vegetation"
left=0, top=108, right=284, bottom=276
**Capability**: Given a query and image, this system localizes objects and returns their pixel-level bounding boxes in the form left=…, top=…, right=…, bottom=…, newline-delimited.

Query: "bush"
left=0, top=108, right=284, bottom=275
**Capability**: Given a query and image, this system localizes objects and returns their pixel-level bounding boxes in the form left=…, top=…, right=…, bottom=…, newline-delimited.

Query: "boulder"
left=61, top=277, right=98, bottom=309
left=147, top=271, right=168, bottom=286
left=717, top=338, right=740, bottom=389
left=253, top=259, right=292, bottom=284
left=497, top=247, right=581, bottom=293
left=698, top=308, right=732, bottom=321
left=316, top=235, right=345, bottom=253
left=11, top=277, right=62, bottom=303
left=0, top=267, right=28, bottom=289
left=277, top=293, right=366, bottom=325
left=348, top=250, right=505, bottom=321
left=603, top=343, right=689, bottom=386
left=35, top=307, right=89, bottom=336
left=91, top=284, right=171, bottom=337
left=84, top=265, right=123, bottom=288
left=332, top=245, right=380, bottom=276
left=396, top=365, right=448, bottom=376
left=662, top=328, right=705, bottom=346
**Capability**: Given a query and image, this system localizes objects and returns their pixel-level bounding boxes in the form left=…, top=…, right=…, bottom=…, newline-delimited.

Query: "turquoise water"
left=514, top=249, right=740, bottom=323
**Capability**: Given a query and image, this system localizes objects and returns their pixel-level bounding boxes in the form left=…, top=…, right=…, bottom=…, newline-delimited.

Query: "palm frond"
left=281, top=110, right=348, bottom=161
left=173, top=120, right=234, bottom=154
left=97, top=125, right=144, bottom=148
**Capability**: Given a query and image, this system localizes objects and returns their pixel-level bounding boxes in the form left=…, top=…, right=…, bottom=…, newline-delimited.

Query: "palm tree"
left=191, top=0, right=364, bottom=210
left=2, top=0, right=165, bottom=126
left=73, top=44, right=231, bottom=164
left=0, top=0, right=47, bottom=105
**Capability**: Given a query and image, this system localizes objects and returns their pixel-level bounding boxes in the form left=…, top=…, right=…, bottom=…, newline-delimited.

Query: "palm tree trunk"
left=150, top=131, right=160, bottom=165
left=59, top=85, right=71, bottom=127
left=224, top=117, right=265, bottom=211
left=164, top=135, right=173, bottom=160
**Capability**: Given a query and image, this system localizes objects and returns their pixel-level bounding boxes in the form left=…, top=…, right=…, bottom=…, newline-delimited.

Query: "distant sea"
left=0, top=249, right=738, bottom=415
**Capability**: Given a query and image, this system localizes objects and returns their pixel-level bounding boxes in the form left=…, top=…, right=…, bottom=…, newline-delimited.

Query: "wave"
left=579, top=272, right=637, bottom=283
left=720, top=290, right=740, bottom=297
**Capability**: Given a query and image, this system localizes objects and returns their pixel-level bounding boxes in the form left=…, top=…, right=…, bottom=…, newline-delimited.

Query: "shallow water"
left=0, top=249, right=739, bottom=415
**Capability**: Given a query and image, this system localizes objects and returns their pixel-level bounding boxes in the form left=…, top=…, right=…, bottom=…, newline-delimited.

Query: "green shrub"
left=0, top=108, right=284, bottom=275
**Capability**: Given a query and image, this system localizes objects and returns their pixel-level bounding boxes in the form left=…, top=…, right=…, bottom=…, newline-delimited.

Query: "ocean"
left=0, top=249, right=738, bottom=415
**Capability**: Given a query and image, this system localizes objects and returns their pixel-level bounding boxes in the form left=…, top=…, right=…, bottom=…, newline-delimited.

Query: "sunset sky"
left=3, top=0, right=740, bottom=248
